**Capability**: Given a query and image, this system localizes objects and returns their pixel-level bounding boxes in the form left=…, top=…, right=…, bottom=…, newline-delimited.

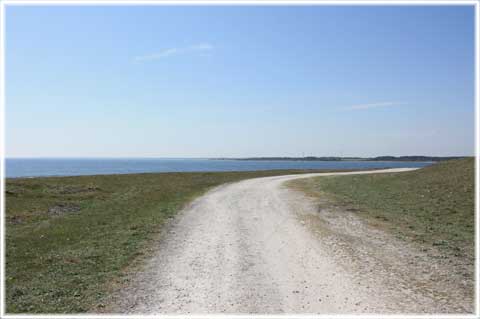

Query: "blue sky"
left=5, top=5, right=475, bottom=158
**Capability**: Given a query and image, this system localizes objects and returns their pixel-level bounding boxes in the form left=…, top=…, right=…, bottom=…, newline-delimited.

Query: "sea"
left=4, top=158, right=433, bottom=178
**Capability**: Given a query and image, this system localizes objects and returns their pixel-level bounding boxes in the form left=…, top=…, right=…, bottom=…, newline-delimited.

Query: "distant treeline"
left=213, top=156, right=467, bottom=162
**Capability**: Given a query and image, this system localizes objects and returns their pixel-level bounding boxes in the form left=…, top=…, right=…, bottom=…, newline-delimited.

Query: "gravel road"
left=107, top=168, right=473, bottom=314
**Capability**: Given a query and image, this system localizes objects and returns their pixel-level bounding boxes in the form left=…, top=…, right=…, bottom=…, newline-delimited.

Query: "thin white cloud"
left=343, top=101, right=405, bottom=111
left=190, top=43, right=214, bottom=50
left=134, top=43, right=214, bottom=62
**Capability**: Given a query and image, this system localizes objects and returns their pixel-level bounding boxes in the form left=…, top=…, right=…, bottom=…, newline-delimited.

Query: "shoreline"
left=5, top=167, right=383, bottom=180
left=5, top=159, right=436, bottom=179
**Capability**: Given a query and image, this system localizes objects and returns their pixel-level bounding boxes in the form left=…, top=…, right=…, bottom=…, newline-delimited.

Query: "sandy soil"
left=105, top=168, right=474, bottom=314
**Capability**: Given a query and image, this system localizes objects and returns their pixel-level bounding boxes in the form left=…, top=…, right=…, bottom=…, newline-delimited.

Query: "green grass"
left=289, top=158, right=475, bottom=262
left=5, top=169, right=343, bottom=314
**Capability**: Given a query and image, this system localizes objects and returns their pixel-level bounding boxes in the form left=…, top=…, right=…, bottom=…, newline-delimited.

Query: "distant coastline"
left=6, top=158, right=433, bottom=178
left=211, top=156, right=467, bottom=162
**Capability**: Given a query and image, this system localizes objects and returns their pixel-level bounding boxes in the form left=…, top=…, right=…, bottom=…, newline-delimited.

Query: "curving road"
left=108, top=168, right=472, bottom=314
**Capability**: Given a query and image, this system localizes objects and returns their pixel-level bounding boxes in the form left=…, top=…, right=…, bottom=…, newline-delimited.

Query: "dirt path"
left=107, top=168, right=473, bottom=314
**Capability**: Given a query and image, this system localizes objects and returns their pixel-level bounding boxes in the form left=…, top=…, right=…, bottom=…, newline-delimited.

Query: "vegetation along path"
left=6, top=169, right=336, bottom=313
left=106, top=165, right=473, bottom=314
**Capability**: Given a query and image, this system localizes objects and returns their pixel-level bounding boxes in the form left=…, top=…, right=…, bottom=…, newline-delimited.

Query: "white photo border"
left=0, top=0, right=478, bottom=318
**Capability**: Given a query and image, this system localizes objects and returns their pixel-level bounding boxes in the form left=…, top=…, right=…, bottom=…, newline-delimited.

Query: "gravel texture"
left=106, top=168, right=473, bottom=314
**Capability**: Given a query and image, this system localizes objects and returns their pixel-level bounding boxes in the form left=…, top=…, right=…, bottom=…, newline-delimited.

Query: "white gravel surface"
left=107, top=168, right=473, bottom=314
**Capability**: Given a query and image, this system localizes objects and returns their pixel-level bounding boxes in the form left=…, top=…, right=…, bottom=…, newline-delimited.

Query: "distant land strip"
left=211, top=156, right=468, bottom=162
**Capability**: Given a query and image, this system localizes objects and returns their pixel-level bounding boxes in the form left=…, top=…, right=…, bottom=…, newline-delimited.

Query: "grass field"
left=289, top=158, right=475, bottom=263
left=5, top=169, right=344, bottom=314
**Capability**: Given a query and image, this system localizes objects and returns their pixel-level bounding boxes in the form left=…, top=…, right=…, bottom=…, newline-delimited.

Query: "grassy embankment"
left=5, top=169, right=342, bottom=314
left=289, top=158, right=475, bottom=263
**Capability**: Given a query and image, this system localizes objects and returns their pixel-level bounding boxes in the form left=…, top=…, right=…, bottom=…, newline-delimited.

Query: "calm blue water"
left=5, top=158, right=433, bottom=178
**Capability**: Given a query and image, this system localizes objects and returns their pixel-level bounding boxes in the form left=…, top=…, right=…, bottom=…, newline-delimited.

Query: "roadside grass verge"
left=5, top=169, right=344, bottom=314
left=288, top=158, right=475, bottom=264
